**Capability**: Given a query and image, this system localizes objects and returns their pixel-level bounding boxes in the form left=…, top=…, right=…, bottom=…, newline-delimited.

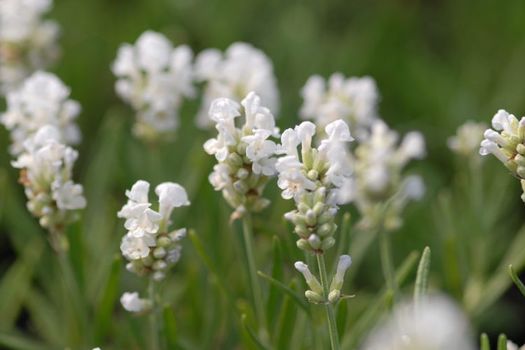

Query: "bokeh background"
left=1, top=0, right=525, bottom=348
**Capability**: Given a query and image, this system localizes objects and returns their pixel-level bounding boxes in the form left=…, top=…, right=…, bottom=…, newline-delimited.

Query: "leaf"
left=0, top=332, right=51, bottom=350
left=480, top=333, right=490, bottom=350
left=266, top=236, right=285, bottom=327
left=162, top=305, right=179, bottom=349
left=0, top=238, right=44, bottom=331
left=94, top=256, right=122, bottom=342
left=241, top=314, right=268, bottom=350
left=274, top=281, right=298, bottom=350
left=257, top=271, right=310, bottom=316
left=414, top=246, right=431, bottom=307
left=509, top=264, right=525, bottom=298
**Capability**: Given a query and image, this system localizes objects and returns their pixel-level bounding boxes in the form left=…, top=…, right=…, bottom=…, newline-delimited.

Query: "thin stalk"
left=316, top=254, right=340, bottom=350
left=241, top=213, right=268, bottom=340
left=379, top=230, right=396, bottom=307
left=148, top=280, right=161, bottom=350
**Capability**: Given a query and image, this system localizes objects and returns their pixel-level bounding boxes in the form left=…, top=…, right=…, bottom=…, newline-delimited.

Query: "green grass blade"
left=241, top=314, right=269, bottom=350
left=266, top=235, right=285, bottom=327
left=414, top=246, right=431, bottom=307
left=509, top=264, right=525, bottom=298
left=274, top=281, right=299, bottom=350
left=257, top=271, right=310, bottom=316
left=94, top=256, right=122, bottom=342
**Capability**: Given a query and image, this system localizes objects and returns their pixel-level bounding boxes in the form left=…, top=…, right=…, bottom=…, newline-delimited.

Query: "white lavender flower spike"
left=118, top=180, right=189, bottom=281
left=479, top=109, right=525, bottom=201
left=448, top=121, right=487, bottom=157
left=112, top=30, right=195, bottom=141
left=1, top=71, right=81, bottom=156
left=507, top=341, right=525, bottom=350
left=204, top=91, right=279, bottom=219
left=276, top=119, right=353, bottom=253
left=11, top=124, right=86, bottom=250
left=361, top=295, right=475, bottom=350
left=195, top=42, right=279, bottom=129
left=340, top=119, right=425, bottom=231
left=0, top=0, right=60, bottom=94
left=300, top=73, right=379, bottom=139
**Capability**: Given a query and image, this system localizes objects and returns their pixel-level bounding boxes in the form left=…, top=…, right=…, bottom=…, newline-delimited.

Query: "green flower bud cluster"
left=125, top=229, right=186, bottom=282
left=285, top=186, right=338, bottom=254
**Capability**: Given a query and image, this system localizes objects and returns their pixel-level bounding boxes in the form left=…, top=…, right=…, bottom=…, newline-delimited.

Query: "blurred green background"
left=1, top=0, right=525, bottom=348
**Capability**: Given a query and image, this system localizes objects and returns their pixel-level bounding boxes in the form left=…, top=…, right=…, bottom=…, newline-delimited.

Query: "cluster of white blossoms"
left=448, top=120, right=487, bottom=157
left=276, top=119, right=353, bottom=252
left=1, top=71, right=81, bottom=156
left=204, top=92, right=279, bottom=219
left=118, top=180, right=189, bottom=282
left=112, top=31, right=195, bottom=141
left=11, top=125, right=86, bottom=248
left=295, top=255, right=352, bottom=304
left=0, top=0, right=60, bottom=94
left=479, top=109, right=525, bottom=201
left=195, top=42, right=279, bottom=129
left=300, top=73, right=378, bottom=139
left=340, top=119, right=425, bottom=231
left=361, top=296, right=475, bottom=350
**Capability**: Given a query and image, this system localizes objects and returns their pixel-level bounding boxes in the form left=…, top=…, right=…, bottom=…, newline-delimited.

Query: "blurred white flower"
left=0, top=0, right=60, bottom=94
left=448, top=121, right=487, bottom=157
left=112, top=30, right=195, bottom=141
left=120, top=292, right=152, bottom=313
left=361, top=295, right=475, bottom=350
left=276, top=119, right=353, bottom=253
left=1, top=71, right=81, bottom=156
left=508, top=341, right=525, bottom=350
left=479, top=109, right=525, bottom=201
left=118, top=180, right=189, bottom=281
left=195, top=42, right=279, bottom=128
left=340, top=119, right=425, bottom=231
left=204, top=92, right=279, bottom=218
left=11, top=125, right=86, bottom=236
left=300, top=73, right=379, bottom=139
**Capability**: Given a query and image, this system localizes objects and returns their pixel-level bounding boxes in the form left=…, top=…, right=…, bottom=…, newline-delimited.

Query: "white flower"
left=507, top=341, right=525, bottom=350
left=204, top=92, right=279, bottom=217
left=361, top=295, right=475, bottom=350
left=118, top=180, right=189, bottom=280
left=0, top=0, right=59, bottom=93
left=195, top=42, right=279, bottom=128
left=1, top=71, right=81, bottom=155
left=276, top=120, right=353, bottom=253
left=112, top=30, right=194, bottom=140
left=300, top=73, right=379, bottom=138
left=341, top=119, right=425, bottom=231
left=448, top=121, right=487, bottom=156
left=120, top=292, right=152, bottom=313
left=11, top=124, right=86, bottom=235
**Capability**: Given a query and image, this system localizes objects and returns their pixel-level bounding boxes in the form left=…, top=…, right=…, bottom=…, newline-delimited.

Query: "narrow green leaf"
left=509, top=264, right=525, bottom=298
left=414, top=246, right=431, bottom=306
left=336, top=301, right=349, bottom=339
left=333, top=212, right=351, bottom=275
left=0, top=332, right=51, bottom=350
left=274, top=282, right=298, bottom=350
left=66, top=220, right=85, bottom=291
left=94, top=256, right=122, bottom=342
left=497, top=334, right=507, bottom=350
left=0, top=238, right=44, bottom=330
left=257, top=271, right=310, bottom=316
left=266, top=235, right=285, bottom=327
left=241, top=314, right=268, bottom=350
left=162, top=305, right=178, bottom=349
left=480, top=333, right=490, bottom=350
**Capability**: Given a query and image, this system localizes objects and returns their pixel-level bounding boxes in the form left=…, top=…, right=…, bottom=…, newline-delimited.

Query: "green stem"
left=379, top=231, right=396, bottom=307
left=241, top=213, right=267, bottom=340
left=148, top=280, right=161, bottom=350
left=316, top=254, right=340, bottom=350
